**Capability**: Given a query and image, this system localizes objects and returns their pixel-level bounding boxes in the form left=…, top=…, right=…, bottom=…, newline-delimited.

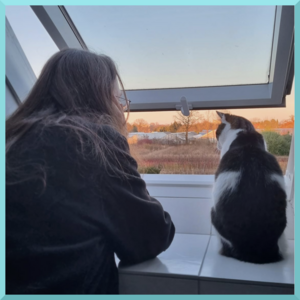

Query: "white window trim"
left=142, top=172, right=294, bottom=202
left=285, top=133, right=295, bottom=213
left=31, top=5, right=294, bottom=111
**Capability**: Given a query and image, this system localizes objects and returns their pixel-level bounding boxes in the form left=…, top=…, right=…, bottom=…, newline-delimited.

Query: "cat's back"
left=215, top=131, right=286, bottom=216
left=217, top=130, right=284, bottom=186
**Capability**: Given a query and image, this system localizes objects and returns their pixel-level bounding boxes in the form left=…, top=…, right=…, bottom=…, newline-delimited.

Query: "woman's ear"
left=216, top=111, right=224, bottom=119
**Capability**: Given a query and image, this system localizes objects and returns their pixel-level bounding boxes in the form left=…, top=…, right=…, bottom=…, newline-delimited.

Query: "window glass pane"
left=6, top=6, right=59, bottom=77
left=127, top=82, right=294, bottom=174
left=66, top=5, right=275, bottom=90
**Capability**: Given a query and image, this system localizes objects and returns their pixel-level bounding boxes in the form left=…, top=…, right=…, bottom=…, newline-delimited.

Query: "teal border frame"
left=1, top=1, right=298, bottom=298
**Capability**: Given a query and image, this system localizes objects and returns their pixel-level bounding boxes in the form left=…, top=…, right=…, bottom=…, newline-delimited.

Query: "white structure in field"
left=128, top=130, right=217, bottom=144
left=193, top=130, right=217, bottom=142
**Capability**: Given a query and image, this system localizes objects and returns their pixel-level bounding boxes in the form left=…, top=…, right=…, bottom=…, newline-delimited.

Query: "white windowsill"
left=116, top=233, right=294, bottom=294
left=142, top=173, right=291, bottom=190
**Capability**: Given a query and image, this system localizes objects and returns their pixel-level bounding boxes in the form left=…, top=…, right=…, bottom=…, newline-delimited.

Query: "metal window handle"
left=175, top=97, right=192, bottom=116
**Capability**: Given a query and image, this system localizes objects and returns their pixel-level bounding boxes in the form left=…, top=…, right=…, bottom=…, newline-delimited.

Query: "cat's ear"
left=216, top=111, right=224, bottom=119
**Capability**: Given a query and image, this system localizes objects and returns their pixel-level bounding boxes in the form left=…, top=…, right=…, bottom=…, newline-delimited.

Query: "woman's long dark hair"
left=6, top=48, right=130, bottom=187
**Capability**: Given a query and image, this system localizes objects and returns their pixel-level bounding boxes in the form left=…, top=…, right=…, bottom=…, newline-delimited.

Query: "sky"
left=66, top=5, right=276, bottom=89
left=5, top=5, right=294, bottom=123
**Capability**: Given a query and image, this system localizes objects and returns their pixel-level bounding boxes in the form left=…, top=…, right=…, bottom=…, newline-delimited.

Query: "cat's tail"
left=220, top=241, right=283, bottom=264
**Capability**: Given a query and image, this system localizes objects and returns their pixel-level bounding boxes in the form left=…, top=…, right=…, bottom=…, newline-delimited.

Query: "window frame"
left=31, top=5, right=294, bottom=112
left=5, top=17, right=36, bottom=105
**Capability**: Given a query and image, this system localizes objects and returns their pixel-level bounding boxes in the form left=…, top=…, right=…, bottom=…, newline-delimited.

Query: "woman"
left=6, top=48, right=175, bottom=294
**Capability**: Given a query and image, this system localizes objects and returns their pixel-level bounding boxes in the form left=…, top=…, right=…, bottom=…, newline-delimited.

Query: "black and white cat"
left=211, top=111, right=287, bottom=264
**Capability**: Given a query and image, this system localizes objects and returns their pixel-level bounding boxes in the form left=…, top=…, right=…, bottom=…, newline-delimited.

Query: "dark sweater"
left=6, top=124, right=175, bottom=294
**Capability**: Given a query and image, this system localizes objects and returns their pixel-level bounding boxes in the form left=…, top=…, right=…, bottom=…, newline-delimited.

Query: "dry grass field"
left=129, top=139, right=289, bottom=174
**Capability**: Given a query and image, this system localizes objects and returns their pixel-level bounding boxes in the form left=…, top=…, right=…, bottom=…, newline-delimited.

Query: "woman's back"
left=6, top=123, right=175, bottom=294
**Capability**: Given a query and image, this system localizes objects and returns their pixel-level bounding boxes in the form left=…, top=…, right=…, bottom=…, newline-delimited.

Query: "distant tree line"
left=127, top=112, right=294, bottom=136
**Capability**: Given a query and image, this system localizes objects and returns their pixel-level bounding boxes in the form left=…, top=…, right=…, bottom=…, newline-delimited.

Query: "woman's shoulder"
left=27, top=122, right=126, bottom=145
left=96, top=124, right=127, bottom=143
left=9, top=122, right=130, bottom=167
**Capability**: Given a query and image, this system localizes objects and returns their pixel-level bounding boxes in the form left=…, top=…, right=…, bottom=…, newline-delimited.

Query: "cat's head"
left=216, top=111, right=255, bottom=151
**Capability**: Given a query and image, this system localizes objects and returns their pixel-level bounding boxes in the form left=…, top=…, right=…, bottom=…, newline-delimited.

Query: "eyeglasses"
left=116, top=96, right=131, bottom=112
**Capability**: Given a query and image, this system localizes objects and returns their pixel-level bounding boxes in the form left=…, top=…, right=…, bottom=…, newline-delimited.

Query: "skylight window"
left=28, top=5, right=295, bottom=112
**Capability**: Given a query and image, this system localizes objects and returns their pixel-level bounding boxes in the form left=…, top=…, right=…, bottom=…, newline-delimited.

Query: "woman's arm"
left=99, top=126, right=175, bottom=265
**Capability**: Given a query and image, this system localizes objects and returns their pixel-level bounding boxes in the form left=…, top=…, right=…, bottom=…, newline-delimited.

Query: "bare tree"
left=203, top=110, right=212, bottom=123
left=250, top=117, right=261, bottom=123
left=174, top=111, right=201, bottom=144
left=202, top=110, right=215, bottom=131
left=133, top=118, right=149, bottom=133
